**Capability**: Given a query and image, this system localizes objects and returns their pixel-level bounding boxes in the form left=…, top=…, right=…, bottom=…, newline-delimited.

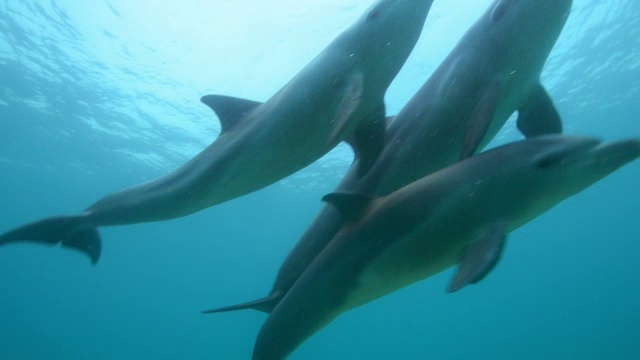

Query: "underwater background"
left=0, top=0, right=638, bottom=359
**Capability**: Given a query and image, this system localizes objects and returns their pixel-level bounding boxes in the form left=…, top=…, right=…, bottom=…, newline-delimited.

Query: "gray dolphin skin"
left=204, top=0, right=573, bottom=314
left=0, top=0, right=434, bottom=264
left=251, top=135, right=640, bottom=360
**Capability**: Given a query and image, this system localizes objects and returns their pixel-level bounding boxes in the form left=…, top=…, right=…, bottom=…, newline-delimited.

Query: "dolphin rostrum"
left=0, top=0, right=434, bottom=264
left=251, top=135, right=640, bottom=360
left=204, top=0, right=573, bottom=314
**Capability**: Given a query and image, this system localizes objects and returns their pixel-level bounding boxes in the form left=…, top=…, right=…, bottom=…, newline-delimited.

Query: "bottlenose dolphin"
left=252, top=135, right=640, bottom=360
left=204, top=0, right=572, bottom=314
left=0, top=0, right=434, bottom=264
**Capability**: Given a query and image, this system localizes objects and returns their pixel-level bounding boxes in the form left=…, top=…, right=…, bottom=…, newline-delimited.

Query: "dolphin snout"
left=590, top=138, right=640, bottom=164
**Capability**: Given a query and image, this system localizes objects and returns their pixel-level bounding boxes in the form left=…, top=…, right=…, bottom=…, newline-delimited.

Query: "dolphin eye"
left=367, top=9, right=380, bottom=20
left=491, top=1, right=509, bottom=22
left=534, top=155, right=563, bottom=169
left=533, top=148, right=569, bottom=169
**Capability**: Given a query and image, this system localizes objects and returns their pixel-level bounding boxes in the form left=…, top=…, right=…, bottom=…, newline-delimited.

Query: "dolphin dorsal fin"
left=322, top=192, right=374, bottom=221
left=447, top=221, right=508, bottom=293
left=201, top=292, right=281, bottom=315
left=200, top=95, right=263, bottom=134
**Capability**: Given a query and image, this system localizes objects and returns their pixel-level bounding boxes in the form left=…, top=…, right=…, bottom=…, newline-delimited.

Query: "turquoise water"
left=1, top=0, right=639, bottom=359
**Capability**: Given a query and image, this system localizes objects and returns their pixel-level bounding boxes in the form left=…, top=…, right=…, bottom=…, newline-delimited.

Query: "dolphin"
left=204, top=0, right=573, bottom=314
left=0, top=0, right=434, bottom=264
left=251, top=135, right=640, bottom=360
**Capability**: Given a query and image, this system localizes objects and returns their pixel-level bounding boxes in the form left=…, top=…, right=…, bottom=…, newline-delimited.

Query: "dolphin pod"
left=252, top=135, right=640, bottom=360
left=0, top=0, right=434, bottom=264
left=204, top=0, right=573, bottom=315
left=1, top=0, right=638, bottom=359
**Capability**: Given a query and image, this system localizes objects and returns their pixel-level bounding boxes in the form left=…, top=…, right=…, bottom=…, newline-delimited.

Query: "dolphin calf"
left=204, top=0, right=573, bottom=314
left=0, top=0, right=434, bottom=264
left=251, top=135, right=640, bottom=360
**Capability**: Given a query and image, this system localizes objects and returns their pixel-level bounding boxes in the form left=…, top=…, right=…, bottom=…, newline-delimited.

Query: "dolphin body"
left=0, top=0, right=434, bottom=264
left=205, top=0, right=573, bottom=314
left=252, top=135, right=640, bottom=360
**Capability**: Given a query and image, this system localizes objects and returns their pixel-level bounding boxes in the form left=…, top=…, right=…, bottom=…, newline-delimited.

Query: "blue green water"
left=1, top=0, right=639, bottom=359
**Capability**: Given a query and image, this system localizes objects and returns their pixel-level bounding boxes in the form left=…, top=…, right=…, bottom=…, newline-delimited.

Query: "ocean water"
left=0, top=0, right=639, bottom=359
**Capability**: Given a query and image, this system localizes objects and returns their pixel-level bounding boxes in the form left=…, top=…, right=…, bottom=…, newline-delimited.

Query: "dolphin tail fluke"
left=201, top=293, right=281, bottom=315
left=0, top=215, right=101, bottom=264
left=517, top=83, right=563, bottom=137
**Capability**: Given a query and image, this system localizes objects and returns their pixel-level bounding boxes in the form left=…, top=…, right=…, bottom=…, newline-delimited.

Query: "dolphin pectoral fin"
left=460, top=80, right=501, bottom=159
left=327, top=71, right=365, bottom=146
left=0, top=215, right=102, bottom=264
left=200, top=95, right=263, bottom=134
left=346, top=106, right=388, bottom=177
left=202, top=293, right=281, bottom=315
left=322, top=192, right=374, bottom=221
left=447, top=221, right=508, bottom=293
left=517, top=83, right=563, bottom=137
